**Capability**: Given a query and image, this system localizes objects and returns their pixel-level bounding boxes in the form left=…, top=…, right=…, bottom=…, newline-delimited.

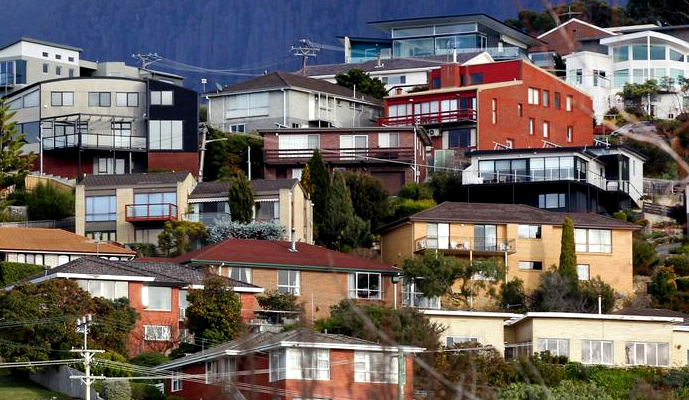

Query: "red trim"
left=125, top=203, right=178, bottom=222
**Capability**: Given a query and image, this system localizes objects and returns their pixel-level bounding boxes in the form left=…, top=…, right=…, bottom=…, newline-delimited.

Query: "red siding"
left=147, top=152, right=199, bottom=176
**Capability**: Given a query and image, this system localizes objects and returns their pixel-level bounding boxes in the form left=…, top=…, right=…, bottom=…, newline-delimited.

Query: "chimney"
left=290, top=228, right=297, bottom=252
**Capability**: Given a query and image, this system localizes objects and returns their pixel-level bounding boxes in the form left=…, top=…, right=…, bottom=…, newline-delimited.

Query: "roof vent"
left=289, top=228, right=297, bottom=252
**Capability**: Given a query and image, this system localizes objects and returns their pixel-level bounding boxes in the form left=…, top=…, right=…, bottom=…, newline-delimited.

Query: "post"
left=198, top=126, right=207, bottom=182
left=247, top=145, right=251, bottom=180
left=39, top=122, right=43, bottom=175
left=70, top=315, right=104, bottom=400
left=598, top=295, right=602, bottom=315
left=397, top=348, right=405, bottom=400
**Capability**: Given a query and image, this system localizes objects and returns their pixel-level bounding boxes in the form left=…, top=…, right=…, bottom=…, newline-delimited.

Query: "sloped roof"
left=0, top=228, right=136, bottom=256
left=0, top=37, right=82, bottom=52
left=303, top=54, right=480, bottom=77
left=80, top=172, right=192, bottom=188
left=189, top=179, right=299, bottom=199
left=173, top=239, right=399, bottom=274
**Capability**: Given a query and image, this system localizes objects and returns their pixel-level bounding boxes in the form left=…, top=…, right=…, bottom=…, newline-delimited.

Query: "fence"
left=0, top=217, right=75, bottom=231
left=29, top=365, right=101, bottom=400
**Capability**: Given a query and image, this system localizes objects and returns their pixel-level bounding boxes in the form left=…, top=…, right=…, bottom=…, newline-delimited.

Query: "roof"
left=422, top=310, right=521, bottom=319
left=0, top=37, right=82, bottom=52
left=189, top=179, right=299, bottom=200
left=80, top=172, right=192, bottom=188
left=376, top=202, right=640, bottom=233
left=173, top=239, right=400, bottom=274
left=506, top=312, right=684, bottom=326
left=614, top=307, right=689, bottom=326
left=0, top=228, right=135, bottom=256
left=469, top=144, right=648, bottom=162
left=536, top=18, right=616, bottom=40
left=160, top=328, right=424, bottom=369
left=303, top=54, right=480, bottom=77
left=208, top=72, right=381, bottom=105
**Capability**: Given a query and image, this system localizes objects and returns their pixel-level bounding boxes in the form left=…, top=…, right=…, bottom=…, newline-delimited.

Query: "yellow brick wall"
left=428, top=315, right=509, bottom=354
left=116, top=188, right=134, bottom=243
left=75, top=185, right=85, bottom=236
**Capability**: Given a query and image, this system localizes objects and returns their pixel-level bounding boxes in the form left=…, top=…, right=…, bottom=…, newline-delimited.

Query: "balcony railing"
left=185, top=212, right=230, bottom=226
left=265, top=146, right=415, bottom=164
left=462, top=169, right=606, bottom=190
left=43, top=133, right=147, bottom=151
left=125, top=203, right=178, bottom=222
left=378, top=108, right=476, bottom=126
left=415, top=236, right=516, bottom=253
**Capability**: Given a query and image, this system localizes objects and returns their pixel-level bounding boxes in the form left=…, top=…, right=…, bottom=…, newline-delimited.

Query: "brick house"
left=15, top=257, right=263, bottom=356
left=160, top=328, right=422, bottom=400
left=258, top=127, right=431, bottom=193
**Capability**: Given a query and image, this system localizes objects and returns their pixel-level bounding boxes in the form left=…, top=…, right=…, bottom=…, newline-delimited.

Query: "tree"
left=385, top=198, right=436, bottom=223
left=649, top=266, right=678, bottom=306
left=427, top=171, right=463, bottom=203
left=257, top=290, right=302, bottom=312
left=23, top=183, right=75, bottom=221
left=500, top=278, right=527, bottom=312
left=343, top=172, right=389, bottom=230
left=617, top=80, right=660, bottom=116
left=559, top=216, right=578, bottom=282
left=0, top=261, right=46, bottom=286
left=334, top=68, right=387, bottom=99
left=228, top=171, right=254, bottom=224
left=627, top=0, right=689, bottom=25
left=300, top=163, right=313, bottom=195
left=89, top=297, right=139, bottom=356
left=157, top=220, right=208, bottom=257
left=102, top=380, right=131, bottom=400
left=208, top=218, right=285, bottom=242
left=185, top=276, right=244, bottom=344
left=397, top=182, right=433, bottom=201
left=306, top=150, right=330, bottom=232
left=202, top=126, right=263, bottom=182
left=0, top=100, right=35, bottom=190
left=633, top=239, right=659, bottom=275
left=401, top=251, right=504, bottom=309
left=318, top=170, right=367, bottom=250
left=530, top=269, right=615, bottom=313
left=130, top=351, right=169, bottom=367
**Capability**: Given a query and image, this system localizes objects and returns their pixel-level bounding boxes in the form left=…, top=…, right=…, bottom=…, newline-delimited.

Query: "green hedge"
left=0, top=262, right=46, bottom=286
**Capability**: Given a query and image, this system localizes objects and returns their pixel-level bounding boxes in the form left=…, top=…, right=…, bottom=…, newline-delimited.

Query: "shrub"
left=131, top=382, right=165, bottom=400
left=397, top=182, right=432, bottom=200
left=24, top=183, right=75, bottom=221
left=386, top=198, right=436, bottom=222
left=633, top=240, right=659, bottom=275
left=666, top=255, right=689, bottom=276
left=0, top=262, right=45, bottom=286
left=612, top=211, right=628, bottom=221
left=208, top=218, right=285, bottom=242
left=127, top=243, right=157, bottom=257
left=92, top=351, right=132, bottom=377
left=499, top=380, right=613, bottom=400
left=130, top=351, right=169, bottom=367
left=102, top=380, right=131, bottom=400
left=257, top=290, right=302, bottom=312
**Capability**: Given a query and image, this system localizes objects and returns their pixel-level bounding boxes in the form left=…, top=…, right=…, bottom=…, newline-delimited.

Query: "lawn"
left=0, top=370, right=71, bottom=400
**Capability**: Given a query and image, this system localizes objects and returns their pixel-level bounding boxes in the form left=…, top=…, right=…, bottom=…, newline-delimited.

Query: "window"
left=474, top=224, right=497, bottom=251
left=42, top=51, right=49, bottom=57
left=143, top=325, right=172, bottom=341
left=632, top=44, right=648, bottom=60
left=402, top=279, right=440, bottom=309
left=542, top=121, right=550, bottom=138
left=150, top=90, right=174, bottom=106
left=566, top=96, right=572, bottom=111
left=446, top=336, right=478, bottom=347
left=270, top=351, right=286, bottom=382
left=348, top=272, right=381, bottom=299
left=575, top=229, right=612, bottom=253
left=68, top=56, right=75, bottom=62
left=354, top=352, right=399, bottom=383
left=86, top=195, right=116, bottom=221
left=142, top=286, right=172, bottom=311
left=670, top=48, right=684, bottom=62
left=425, top=222, right=449, bottom=249
left=625, top=342, right=669, bottom=367
left=88, top=92, right=111, bottom=107
left=171, top=371, right=183, bottom=392
left=378, top=132, right=399, bottom=148
left=270, top=349, right=329, bottom=382
left=55, top=54, right=62, bottom=60
left=55, top=66, right=62, bottom=76
left=23, top=90, right=39, bottom=108
left=50, top=91, right=73, bottom=106
left=538, top=193, right=566, bottom=209
left=229, top=267, right=252, bottom=283
left=613, top=46, right=629, bottom=62
left=554, top=92, right=561, bottom=109
left=230, top=124, right=246, bottom=133
left=339, top=135, right=368, bottom=160
left=255, top=200, right=280, bottom=222
left=528, top=118, right=535, bottom=135
left=226, top=92, right=269, bottom=118
left=650, top=45, right=666, bottom=60
left=278, top=134, right=320, bottom=157
left=491, top=98, right=497, bottom=124
left=542, top=90, right=549, bottom=106
left=582, top=340, right=613, bottom=365
left=278, top=270, right=300, bottom=295
left=574, top=70, right=582, bottom=85
left=179, top=290, right=188, bottom=320
left=205, top=357, right=236, bottom=383
left=506, top=139, right=513, bottom=149
left=567, top=126, right=573, bottom=142
left=42, top=63, right=48, bottom=74
left=537, top=338, right=569, bottom=357
left=517, top=103, right=523, bottom=117
left=518, top=225, right=541, bottom=239
left=577, top=264, right=590, bottom=281
left=519, top=261, right=543, bottom=270
left=68, top=68, right=74, bottom=77
left=149, top=120, right=183, bottom=150
left=116, top=92, right=139, bottom=107
left=75, top=280, right=128, bottom=300
left=528, top=87, right=540, bottom=105
left=95, top=157, right=125, bottom=175
left=614, top=69, right=629, bottom=87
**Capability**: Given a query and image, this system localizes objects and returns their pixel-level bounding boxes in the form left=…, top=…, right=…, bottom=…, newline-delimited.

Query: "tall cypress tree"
left=559, top=216, right=578, bottom=281
left=228, top=171, right=254, bottom=224
left=319, top=171, right=366, bottom=250
left=0, top=101, right=35, bottom=189
left=306, top=150, right=330, bottom=239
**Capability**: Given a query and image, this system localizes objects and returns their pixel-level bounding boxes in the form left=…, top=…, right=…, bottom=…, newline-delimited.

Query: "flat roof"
left=422, top=309, right=522, bottom=319
left=0, top=37, right=82, bottom=52
left=507, top=312, right=684, bottom=326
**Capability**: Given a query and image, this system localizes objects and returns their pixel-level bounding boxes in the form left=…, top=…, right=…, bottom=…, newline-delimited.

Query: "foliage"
left=559, top=216, right=578, bottom=282
left=93, top=351, right=132, bottom=377
left=427, top=171, right=463, bottom=203
left=334, top=68, right=387, bottom=99
left=22, top=183, right=75, bottom=221
left=627, top=0, right=689, bottom=25
left=0, top=101, right=35, bottom=190
left=306, top=150, right=330, bottom=239
left=499, top=380, right=614, bottom=400
left=130, top=382, right=165, bottom=400
left=397, top=182, right=432, bottom=201
left=208, top=217, right=285, bottom=242
left=617, top=80, right=660, bottom=116
left=612, top=211, right=627, bottom=221
left=633, top=239, right=659, bottom=275
left=385, top=198, right=436, bottom=223
left=401, top=251, right=504, bottom=309
left=89, top=297, right=139, bottom=356
left=257, top=290, right=302, bottom=312
left=0, top=262, right=45, bottom=286
left=343, top=172, right=389, bottom=230
left=649, top=266, right=679, bottom=306
left=531, top=270, right=615, bottom=313
left=500, top=277, right=527, bottom=312
left=127, top=243, right=157, bottom=258
left=666, top=255, right=689, bottom=276
left=318, top=170, right=367, bottom=251
left=202, top=126, right=263, bottom=181
left=101, top=379, right=131, bottom=400
left=157, top=220, right=208, bottom=257
left=624, top=138, right=677, bottom=180
left=186, top=276, right=244, bottom=344
left=227, top=171, right=254, bottom=224
left=299, top=163, right=312, bottom=195
left=130, top=351, right=169, bottom=367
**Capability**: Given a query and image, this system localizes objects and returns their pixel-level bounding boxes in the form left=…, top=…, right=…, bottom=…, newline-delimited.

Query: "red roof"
left=171, top=239, right=399, bottom=274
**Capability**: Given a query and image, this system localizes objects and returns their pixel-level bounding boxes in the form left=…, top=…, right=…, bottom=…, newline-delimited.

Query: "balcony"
left=462, top=169, right=606, bottom=190
left=43, top=133, right=147, bottom=151
left=414, top=236, right=516, bottom=254
left=125, top=203, right=178, bottom=222
left=264, top=146, right=415, bottom=164
left=378, top=109, right=476, bottom=126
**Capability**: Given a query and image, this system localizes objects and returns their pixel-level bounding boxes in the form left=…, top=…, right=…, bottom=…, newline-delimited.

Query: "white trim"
left=234, top=286, right=265, bottom=293
left=506, top=312, right=684, bottom=326
left=187, top=197, right=228, bottom=204
left=422, top=309, right=521, bottom=319
left=672, top=326, right=689, bottom=332
left=537, top=18, right=616, bottom=39
left=600, top=30, right=689, bottom=52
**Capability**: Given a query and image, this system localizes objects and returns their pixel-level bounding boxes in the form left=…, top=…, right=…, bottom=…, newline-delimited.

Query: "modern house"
left=160, top=329, right=422, bottom=400
left=75, top=172, right=197, bottom=245
left=169, top=238, right=402, bottom=321
left=4, top=75, right=199, bottom=179
left=377, top=202, right=639, bottom=301
left=258, top=126, right=431, bottom=193
left=460, top=145, right=646, bottom=212
left=13, top=257, right=263, bottom=356
left=187, top=179, right=313, bottom=244
left=205, top=72, right=383, bottom=133
left=0, top=227, right=135, bottom=268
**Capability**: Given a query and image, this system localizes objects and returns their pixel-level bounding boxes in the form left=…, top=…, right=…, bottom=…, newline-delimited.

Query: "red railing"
left=378, top=108, right=477, bottom=126
left=125, top=203, right=178, bottom=222
left=264, top=147, right=415, bottom=164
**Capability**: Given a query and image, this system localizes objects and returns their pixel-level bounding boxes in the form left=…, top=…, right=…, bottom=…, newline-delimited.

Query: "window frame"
left=581, top=340, right=613, bottom=365
left=537, top=338, right=569, bottom=357
left=277, top=270, right=301, bottom=295
left=88, top=92, right=111, bottom=107
left=518, top=261, right=543, bottom=270
left=50, top=91, right=74, bottom=107
left=625, top=342, right=669, bottom=367
left=349, top=272, right=382, bottom=300
left=577, top=264, right=590, bottom=281
left=150, top=90, right=174, bottom=106
left=142, top=285, right=172, bottom=311
left=518, top=224, right=541, bottom=239
left=171, top=371, right=183, bottom=392
left=575, top=228, right=612, bottom=253
left=143, top=325, right=172, bottom=341
left=354, top=351, right=399, bottom=384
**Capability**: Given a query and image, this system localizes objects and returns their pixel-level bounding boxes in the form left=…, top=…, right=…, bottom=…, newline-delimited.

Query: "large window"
left=537, top=338, right=569, bottom=357
left=402, top=279, right=440, bottom=309
left=518, top=225, right=541, bottom=239
left=447, top=128, right=475, bottom=148
left=426, top=222, right=449, bottom=249
left=150, top=90, right=173, bottom=106
left=625, top=342, right=669, bottom=367
left=348, top=272, right=381, bottom=299
left=575, top=229, right=612, bottom=253
left=226, top=92, right=269, bottom=118
left=143, top=286, right=172, bottom=311
left=613, top=46, right=628, bottom=62
left=582, top=340, right=613, bottom=365
left=229, top=267, right=252, bottom=283
left=527, top=88, right=540, bottom=105
left=76, top=280, right=128, bottom=300
left=650, top=45, right=666, bottom=60
left=339, top=135, right=368, bottom=160
left=354, top=352, right=399, bottom=383
left=116, top=92, right=139, bottom=107
left=144, top=325, right=172, bottom=341
left=255, top=200, right=280, bottom=223
left=632, top=44, right=648, bottom=60
left=85, top=195, right=116, bottom=222
left=392, top=37, right=434, bottom=58
left=614, top=69, right=629, bottom=87
left=50, top=91, right=73, bottom=107
left=149, top=120, right=183, bottom=150
left=205, top=357, right=236, bottom=383
left=278, top=134, right=320, bottom=158
left=670, top=48, right=684, bottom=62
left=88, top=92, right=111, bottom=107
left=379, top=132, right=400, bottom=148
left=171, top=371, right=183, bottom=392
left=539, top=193, right=566, bottom=209
left=277, top=270, right=300, bottom=295
left=474, top=224, right=497, bottom=251
left=269, top=349, right=329, bottom=382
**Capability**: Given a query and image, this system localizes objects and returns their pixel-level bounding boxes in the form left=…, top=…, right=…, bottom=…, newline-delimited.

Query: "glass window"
left=625, top=342, right=669, bottom=366
left=42, top=63, right=48, bottom=73
left=581, top=340, right=613, bottom=364
left=446, top=336, right=478, bottom=347
left=116, top=92, right=139, bottom=107
left=402, top=279, right=440, bottom=309
left=632, top=44, right=648, bottom=60
left=577, top=264, right=590, bottom=281
left=148, top=120, right=183, bottom=150
left=538, top=193, right=566, bottom=209
left=518, top=225, right=541, bottom=239
left=393, top=37, right=434, bottom=58
left=542, top=90, right=549, bottom=107
left=143, top=286, right=172, bottom=310
left=650, top=45, right=666, bottom=60
left=23, top=90, right=39, bottom=108
left=86, top=195, right=116, bottom=222
left=537, top=338, right=569, bottom=357
left=55, top=66, right=61, bottom=76
left=229, top=267, right=252, bottom=283
left=670, top=48, right=684, bottom=62
left=88, top=92, right=111, bottom=107
left=348, top=272, right=381, bottom=299
left=278, top=270, right=300, bottom=295
left=151, top=90, right=173, bottom=106
left=575, top=229, right=611, bottom=253
left=76, top=280, right=128, bottom=300
left=50, top=91, right=73, bottom=107
left=354, top=351, right=399, bottom=383
left=614, top=69, right=629, bottom=87
left=391, top=26, right=433, bottom=38
left=255, top=200, right=280, bottom=222
left=554, top=92, right=561, bottom=109
left=613, top=46, right=629, bottom=62
left=270, top=349, right=329, bottom=381
left=143, top=325, right=172, bottom=341
left=171, top=371, right=183, bottom=392
left=379, top=132, right=400, bottom=148
left=566, top=96, right=572, bottom=111
left=543, top=121, right=549, bottom=137
left=518, top=261, right=543, bottom=270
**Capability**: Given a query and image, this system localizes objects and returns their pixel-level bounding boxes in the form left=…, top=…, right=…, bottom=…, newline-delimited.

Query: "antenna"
left=291, top=39, right=320, bottom=76
left=558, top=5, right=582, bottom=22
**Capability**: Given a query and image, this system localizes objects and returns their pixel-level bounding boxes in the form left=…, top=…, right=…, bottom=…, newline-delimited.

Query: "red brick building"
left=258, top=127, right=431, bottom=193
left=160, top=328, right=422, bottom=400
left=20, top=257, right=263, bottom=356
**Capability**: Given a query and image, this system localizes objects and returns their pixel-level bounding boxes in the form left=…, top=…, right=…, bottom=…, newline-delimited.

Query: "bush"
left=397, top=182, right=432, bottom=200
left=127, top=243, right=157, bottom=257
left=499, top=380, right=614, bottom=400
left=612, top=211, right=628, bottom=221
left=633, top=240, right=659, bottom=275
left=385, top=198, right=436, bottom=222
left=0, top=262, right=45, bottom=286
left=208, top=218, right=285, bottom=242
left=130, top=351, right=169, bottom=367
left=102, top=380, right=131, bottom=400
left=257, top=290, right=302, bottom=312
left=23, top=183, right=75, bottom=221
left=666, top=255, right=689, bottom=276
left=92, top=351, right=132, bottom=377
left=131, top=382, right=165, bottom=400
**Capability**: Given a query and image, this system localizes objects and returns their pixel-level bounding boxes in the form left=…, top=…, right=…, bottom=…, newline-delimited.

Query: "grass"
left=0, top=370, right=71, bottom=400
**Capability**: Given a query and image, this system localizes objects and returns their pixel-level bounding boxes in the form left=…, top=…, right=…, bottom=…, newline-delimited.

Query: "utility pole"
left=247, top=146, right=251, bottom=181
left=291, top=39, right=320, bottom=75
left=70, top=315, right=104, bottom=400
left=397, top=348, right=405, bottom=400
left=131, top=53, right=161, bottom=71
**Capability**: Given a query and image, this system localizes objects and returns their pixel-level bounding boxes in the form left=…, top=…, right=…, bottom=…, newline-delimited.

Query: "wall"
left=115, top=187, right=134, bottom=244
left=380, top=223, right=413, bottom=266
left=29, top=365, right=100, bottom=400
left=563, top=51, right=614, bottom=121
left=427, top=314, right=510, bottom=355
left=533, top=20, right=614, bottom=54
left=127, top=281, right=182, bottom=357
left=75, top=184, right=86, bottom=236
left=147, top=152, right=199, bottom=176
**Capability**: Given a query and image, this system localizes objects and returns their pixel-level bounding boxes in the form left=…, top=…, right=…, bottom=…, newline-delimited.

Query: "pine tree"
left=319, top=170, right=366, bottom=250
left=559, top=216, right=578, bottom=281
left=306, top=150, right=331, bottom=238
left=0, top=101, right=35, bottom=190
left=228, top=171, right=254, bottom=224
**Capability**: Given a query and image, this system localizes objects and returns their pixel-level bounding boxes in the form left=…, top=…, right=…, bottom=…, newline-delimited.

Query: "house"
left=159, top=328, right=422, bottom=400
left=376, top=202, right=639, bottom=301
left=187, top=178, right=313, bottom=244
left=75, top=172, right=197, bottom=245
left=459, top=144, right=646, bottom=212
left=3, top=75, right=199, bottom=179
left=258, top=126, right=432, bottom=193
left=380, top=59, right=594, bottom=170
left=13, top=257, right=263, bottom=356
left=205, top=72, right=383, bottom=133
left=170, top=238, right=402, bottom=321
left=0, top=227, right=135, bottom=267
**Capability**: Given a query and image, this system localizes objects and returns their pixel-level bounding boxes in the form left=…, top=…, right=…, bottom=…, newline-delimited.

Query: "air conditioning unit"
left=428, top=128, right=441, bottom=137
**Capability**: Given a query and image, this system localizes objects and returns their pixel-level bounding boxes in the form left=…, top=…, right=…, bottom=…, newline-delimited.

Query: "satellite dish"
left=215, top=83, right=223, bottom=91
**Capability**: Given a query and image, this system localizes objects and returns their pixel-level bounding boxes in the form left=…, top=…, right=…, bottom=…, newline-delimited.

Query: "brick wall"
left=126, top=281, right=182, bottom=357
left=147, top=152, right=199, bottom=176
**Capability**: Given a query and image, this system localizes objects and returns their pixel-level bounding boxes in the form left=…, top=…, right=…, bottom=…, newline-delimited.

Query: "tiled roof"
left=302, top=53, right=481, bottom=76
left=189, top=179, right=298, bottom=199
left=614, top=307, right=689, bottom=326
left=0, top=228, right=136, bottom=255
left=80, top=172, right=191, bottom=187
left=173, top=239, right=399, bottom=273
left=209, top=72, right=382, bottom=105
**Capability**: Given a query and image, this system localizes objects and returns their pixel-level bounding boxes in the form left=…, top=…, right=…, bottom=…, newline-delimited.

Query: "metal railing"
left=462, top=169, right=606, bottom=189
left=378, top=108, right=477, bottom=126
left=264, top=146, right=415, bottom=163
left=125, top=203, right=178, bottom=222
left=415, top=236, right=516, bottom=253
left=43, top=133, right=147, bottom=151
